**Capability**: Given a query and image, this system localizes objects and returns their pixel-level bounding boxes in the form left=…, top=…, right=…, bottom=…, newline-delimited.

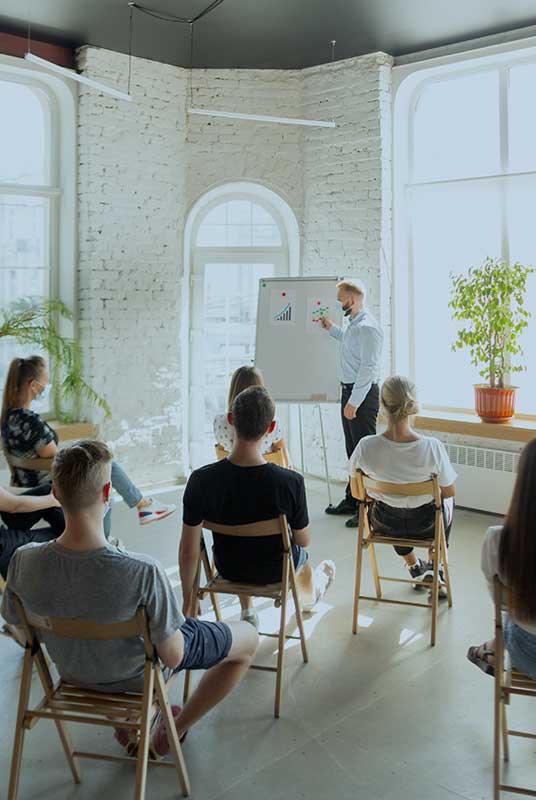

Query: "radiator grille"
left=446, top=444, right=519, bottom=474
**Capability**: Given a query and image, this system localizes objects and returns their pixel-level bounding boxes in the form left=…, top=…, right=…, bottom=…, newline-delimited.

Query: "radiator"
left=446, top=444, right=518, bottom=516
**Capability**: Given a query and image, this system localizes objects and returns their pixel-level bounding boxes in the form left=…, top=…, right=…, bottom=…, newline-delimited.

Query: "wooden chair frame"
left=183, top=515, right=308, bottom=718
left=215, top=444, right=289, bottom=468
left=351, top=471, right=452, bottom=647
left=0, top=574, right=26, bottom=647
left=7, top=594, right=190, bottom=800
left=493, top=579, right=536, bottom=798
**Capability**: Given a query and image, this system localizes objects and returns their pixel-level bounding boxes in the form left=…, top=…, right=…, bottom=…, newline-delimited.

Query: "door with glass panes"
left=189, top=198, right=288, bottom=468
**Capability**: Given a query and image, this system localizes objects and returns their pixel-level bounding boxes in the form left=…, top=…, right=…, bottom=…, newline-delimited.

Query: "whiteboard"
left=255, top=277, right=343, bottom=403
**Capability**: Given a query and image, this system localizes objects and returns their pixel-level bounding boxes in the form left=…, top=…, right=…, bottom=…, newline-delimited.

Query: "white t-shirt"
left=348, top=433, right=457, bottom=508
left=213, top=413, right=284, bottom=455
left=481, top=525, right=536, bottom=635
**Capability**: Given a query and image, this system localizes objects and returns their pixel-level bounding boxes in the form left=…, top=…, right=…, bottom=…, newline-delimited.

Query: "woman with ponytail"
left=1, top=356, right=175, bottom=527
left=468, top=439, right=536, bottom=678
left=348, top=375, right=457, bottom=594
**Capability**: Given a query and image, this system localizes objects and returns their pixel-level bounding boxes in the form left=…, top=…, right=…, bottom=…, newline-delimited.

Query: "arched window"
left=0, top=57, right=75, bottom=412
left=394, top=53, right=536, bottom=414
left=185, top=183, right=299, bottom=468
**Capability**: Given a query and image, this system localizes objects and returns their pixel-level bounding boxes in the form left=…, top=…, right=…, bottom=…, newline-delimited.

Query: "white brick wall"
left=76, top=47, right=393, bottom=485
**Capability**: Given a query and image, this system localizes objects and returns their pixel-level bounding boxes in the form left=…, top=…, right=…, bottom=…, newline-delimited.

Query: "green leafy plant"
left=0, top=297, right=111, bottom=421
left=449, top=257, right=534, bottom=389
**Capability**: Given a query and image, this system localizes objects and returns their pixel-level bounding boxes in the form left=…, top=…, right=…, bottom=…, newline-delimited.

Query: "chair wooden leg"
left=54, top=720, right=82, bottom=785
left=501, top=700, right=509, bottom=763
left=352, top=507, right=366, bottom=634
left=274, top=567, right=289, bottom=718
left=134, top=662, right=154, bottom=800
left=154, top=670, right=190, bottom=797
left=369, top=544, right=381, bottom=599
left=440, top=530, right=453, bottom=609
left=8, top=648, right=34, bottom=800
left=430, top=543, right=439, bottom=647
left=289, top=561, right=308, bottom=664
left=183, top=559, right=202, bottom=704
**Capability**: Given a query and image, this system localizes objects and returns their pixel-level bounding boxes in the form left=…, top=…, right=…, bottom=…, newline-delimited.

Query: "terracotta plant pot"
left=474, top=385, right=517, bottom=423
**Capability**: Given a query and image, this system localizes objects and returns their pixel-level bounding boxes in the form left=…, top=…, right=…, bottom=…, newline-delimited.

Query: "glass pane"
left=412, top=71, right=500, bottom=182
left=508, top=63, right=536, bottom=172
left=507, top=176, right=536, bottom=413
left=253, top=224, right=281, bottom=246
left=411, top=181, right=502, bottom=408
left=227, top=200, right=251, bottom=225
left=227, top=224, right=253, bottom=247
left=196, top=224, right=226, bottom=246
left=0, top=80, right=48, bottom=185
left=202, top=262, right=274, bottom=440
left=0, top=196, right=49, bottom=268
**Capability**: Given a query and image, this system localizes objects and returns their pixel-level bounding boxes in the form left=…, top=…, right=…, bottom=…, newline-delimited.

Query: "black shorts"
left=177, top=618, right=233, bottom=671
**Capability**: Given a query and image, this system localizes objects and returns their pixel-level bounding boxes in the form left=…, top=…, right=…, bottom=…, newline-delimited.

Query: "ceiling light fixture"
left=130, top=1, right=337, bottom=129
left=25, top=5, right=134, bottom=101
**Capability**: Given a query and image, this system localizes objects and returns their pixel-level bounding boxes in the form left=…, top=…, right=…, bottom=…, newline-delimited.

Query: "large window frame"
left=393, top=40, right=536, bottom=417
left=0, top=54, right=77, bottom=415
left=182, top=182, right=300, bottom=471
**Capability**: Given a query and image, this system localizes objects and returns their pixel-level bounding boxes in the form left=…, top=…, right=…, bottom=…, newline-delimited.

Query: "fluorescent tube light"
left=188, top=107, right=336, bottom=128
left=25, top=53, right=133, bottom=102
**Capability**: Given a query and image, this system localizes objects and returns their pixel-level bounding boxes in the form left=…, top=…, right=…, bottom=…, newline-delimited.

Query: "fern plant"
left=0, top=298, right=111, bottom=421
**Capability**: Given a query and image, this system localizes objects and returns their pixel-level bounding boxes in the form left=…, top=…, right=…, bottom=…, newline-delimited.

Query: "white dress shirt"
left=329, top=308, right=383, bottom=408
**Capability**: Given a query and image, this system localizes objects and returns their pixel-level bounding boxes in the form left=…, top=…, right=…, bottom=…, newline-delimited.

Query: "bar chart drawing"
left=270, top=289, right=296, bottom=326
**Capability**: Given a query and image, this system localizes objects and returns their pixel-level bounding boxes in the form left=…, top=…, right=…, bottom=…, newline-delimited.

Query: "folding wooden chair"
left=0, top=573, right=25, bottom=646
left=183, top=515, right=308, bottom=718
left=7, top=593, right=190, bottom=800
left=351, top=471, right=452, bottom=647
left=215, top=444, right=289, bottom=468
left=493, top=578, right=536, bottom=798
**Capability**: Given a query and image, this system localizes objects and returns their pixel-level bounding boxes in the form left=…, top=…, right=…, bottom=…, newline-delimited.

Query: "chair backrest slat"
left=351, top=471, right=441, bottom=505
left=204, top=515, right=291, bottom=549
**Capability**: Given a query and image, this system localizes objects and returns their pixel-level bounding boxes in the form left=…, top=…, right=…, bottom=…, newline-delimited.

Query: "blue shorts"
left=294, top=545, right=308, bottom=572
left=177, top=618, right=233, bottom=671
left=504, top=617, right=536, bottom=679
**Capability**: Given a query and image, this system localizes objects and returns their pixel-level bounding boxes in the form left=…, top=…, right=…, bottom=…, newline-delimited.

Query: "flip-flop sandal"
left=467, top=644, right=495, bottom=677
left=151, top=706, right=188, bottom=757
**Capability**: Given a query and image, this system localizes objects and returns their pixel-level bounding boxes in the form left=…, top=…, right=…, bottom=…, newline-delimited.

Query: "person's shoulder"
left=267, top=464, right=304, bottom=488
left=188, top=459, right=227, bottom=486
left=358, top=434, right=383, bottom=452
left=422, top=435, right=449, bottom=456
left=110, top=547, right=163, bottom=572
left=484, top=525, right=504, bottom=546
left=10, top=540, right=54, bottom=569
left=6, top=407, right=37, bottom=424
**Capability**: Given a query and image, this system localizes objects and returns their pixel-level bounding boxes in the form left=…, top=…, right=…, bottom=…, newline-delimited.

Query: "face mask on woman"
left=32, top=380, right=52, bottom=409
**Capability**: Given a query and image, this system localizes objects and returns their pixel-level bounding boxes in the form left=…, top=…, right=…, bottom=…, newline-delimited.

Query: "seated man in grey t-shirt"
left=1, top=440, right=258, bottom=755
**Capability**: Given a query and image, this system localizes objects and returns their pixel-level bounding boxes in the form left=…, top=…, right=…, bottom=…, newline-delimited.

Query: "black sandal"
left=467, top=643, right=495, bottom=677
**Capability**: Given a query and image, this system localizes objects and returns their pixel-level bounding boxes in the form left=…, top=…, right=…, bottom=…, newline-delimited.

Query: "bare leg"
left=403, top=551, right=418, bottom=568
left=238, top=596, right=252, bottom=611
left=174, top=621, right=258, bottom=738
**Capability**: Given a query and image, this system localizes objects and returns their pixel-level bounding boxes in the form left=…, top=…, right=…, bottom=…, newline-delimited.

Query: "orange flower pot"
left=474, top=385, right=517, bottom=423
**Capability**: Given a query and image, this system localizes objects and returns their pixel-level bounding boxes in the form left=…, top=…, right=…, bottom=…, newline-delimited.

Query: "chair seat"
left=365, top=533, right=435, bottom=549
left=201, top=575, right=283, bottom=601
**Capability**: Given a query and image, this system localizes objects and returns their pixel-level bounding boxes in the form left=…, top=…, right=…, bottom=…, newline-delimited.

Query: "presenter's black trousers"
left=341, top=382, right=380, bottom=508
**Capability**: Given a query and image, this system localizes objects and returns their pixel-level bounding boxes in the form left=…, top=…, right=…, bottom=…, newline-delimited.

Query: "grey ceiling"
left=1, top=0, right=536, bottom=69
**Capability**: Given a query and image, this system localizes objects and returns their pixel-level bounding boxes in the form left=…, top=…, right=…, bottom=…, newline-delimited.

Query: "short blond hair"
left=337, top=279, right=366, bottom=300
left=380, top=375, right=419, bottom=421
left=52, top=439, right=113, bottom=513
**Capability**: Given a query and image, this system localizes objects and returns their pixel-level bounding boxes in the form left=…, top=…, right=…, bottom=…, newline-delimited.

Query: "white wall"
left=76, top=46, right=393, bottom=484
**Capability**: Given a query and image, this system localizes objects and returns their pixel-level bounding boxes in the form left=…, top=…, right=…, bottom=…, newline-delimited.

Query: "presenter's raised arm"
left=322, top=317, right=343, bottom=340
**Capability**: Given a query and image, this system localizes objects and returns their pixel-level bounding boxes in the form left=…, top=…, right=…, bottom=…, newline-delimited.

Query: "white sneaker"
left=301, top=560, right=336, bottom=613
left=138, top=498, right=176, bottom=526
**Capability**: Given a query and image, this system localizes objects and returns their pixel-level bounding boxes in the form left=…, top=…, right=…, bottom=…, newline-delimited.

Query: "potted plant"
left=449, top=257, right=534, bottom=423
left=0, top=297, right=110, bottom=422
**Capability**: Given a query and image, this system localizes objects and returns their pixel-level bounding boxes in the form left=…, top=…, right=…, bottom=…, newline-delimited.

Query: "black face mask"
left=342, top=304, right=352, bottom=317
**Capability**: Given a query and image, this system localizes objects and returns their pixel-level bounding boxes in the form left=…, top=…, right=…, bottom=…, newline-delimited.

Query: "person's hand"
left=344, top=402, right=357, bottom=420
left=320, top=316, right=332, bottom=330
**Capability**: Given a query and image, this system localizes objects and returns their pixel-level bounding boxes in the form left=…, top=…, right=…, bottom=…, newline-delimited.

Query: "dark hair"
left=1, top=356, right=46, bottom=428
left=227, top=366, right=264, bottom=411
left=232, top=386, right=275, bottom=442
left=499, top=439, right=536, bottom=623
left=52, top=439, right=113, bottom=513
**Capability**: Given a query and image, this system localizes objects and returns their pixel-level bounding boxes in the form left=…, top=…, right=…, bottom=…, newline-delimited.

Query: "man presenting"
left=321, top=279, right=383, bottom=527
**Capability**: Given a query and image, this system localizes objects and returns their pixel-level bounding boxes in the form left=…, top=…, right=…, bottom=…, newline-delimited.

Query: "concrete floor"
left=1, top=480, right=534, bottom=800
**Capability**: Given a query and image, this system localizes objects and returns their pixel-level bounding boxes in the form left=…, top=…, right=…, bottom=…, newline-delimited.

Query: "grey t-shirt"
left=1, top=541, right=185, bottom=692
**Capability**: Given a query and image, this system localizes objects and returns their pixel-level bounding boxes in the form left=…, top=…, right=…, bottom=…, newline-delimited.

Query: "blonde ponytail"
left=380, top=375, right=419, bottom=422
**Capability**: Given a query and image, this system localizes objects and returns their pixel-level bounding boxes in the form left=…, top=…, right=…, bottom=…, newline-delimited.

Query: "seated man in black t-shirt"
left=180, top=386, right=335, bottom=627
